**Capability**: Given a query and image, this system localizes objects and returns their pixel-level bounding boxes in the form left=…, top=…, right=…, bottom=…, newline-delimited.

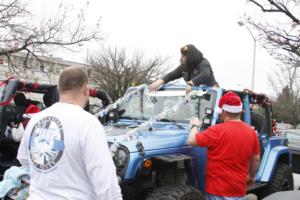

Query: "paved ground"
left=287, top=131, right=300, bottom=190
left=294, top=173, right=300, bottom=190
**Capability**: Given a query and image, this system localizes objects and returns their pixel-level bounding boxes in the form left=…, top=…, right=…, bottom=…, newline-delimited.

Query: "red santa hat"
left=218, top=91, right=243, bottom=113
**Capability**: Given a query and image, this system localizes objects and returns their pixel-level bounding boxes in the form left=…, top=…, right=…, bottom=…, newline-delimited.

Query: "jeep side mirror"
left=205, top=108, right=213, bottom=116
left=202, top=117, right=211, bottom=126
left=203, top=108, right=213, bottom=127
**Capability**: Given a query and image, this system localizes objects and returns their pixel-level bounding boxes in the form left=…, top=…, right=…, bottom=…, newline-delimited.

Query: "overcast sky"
left=32, top=0, right=279, bottom=95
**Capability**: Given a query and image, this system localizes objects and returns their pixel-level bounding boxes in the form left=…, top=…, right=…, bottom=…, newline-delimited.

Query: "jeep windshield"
left=117, top=88, right=216, bottom=123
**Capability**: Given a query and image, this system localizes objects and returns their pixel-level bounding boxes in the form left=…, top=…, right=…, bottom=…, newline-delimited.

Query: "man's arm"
left=82, top=121, right=122, bottom=200
left=251, top=132, right=261, bottom=178
left=188, top=118, right=219, bottom=148
left=188, top=118, right=202, bottom=146
left=17, top=128, right=29, bottom=168
left=249, top=155, right=260, bottom=178
left=248, top=132, right=261, bottom=187
left=248, top=154, right=260, bottom=187
left=188, top=126, right=199, bottom=146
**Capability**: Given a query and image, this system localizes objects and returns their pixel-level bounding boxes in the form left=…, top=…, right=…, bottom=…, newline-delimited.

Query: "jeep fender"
left=151, top=154, right=196, bottom=186
left=129, top=153, right=194, bottom=179
left=124, top=147, right=195, bottom=180
left=257, top=146, right=291, bottom=182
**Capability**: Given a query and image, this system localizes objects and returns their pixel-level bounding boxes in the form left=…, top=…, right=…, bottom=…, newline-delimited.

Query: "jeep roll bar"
left=243, top=89, right=273, bottom=138
left=0, top=78, right=111, bottom=108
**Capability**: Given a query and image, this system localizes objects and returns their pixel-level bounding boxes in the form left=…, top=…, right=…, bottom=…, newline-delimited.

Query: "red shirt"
left=195, top=120, right=260, bottom=197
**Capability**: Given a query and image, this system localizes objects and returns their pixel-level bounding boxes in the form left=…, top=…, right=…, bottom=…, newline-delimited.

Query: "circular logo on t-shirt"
left=29, top=116, right=65, bottom=171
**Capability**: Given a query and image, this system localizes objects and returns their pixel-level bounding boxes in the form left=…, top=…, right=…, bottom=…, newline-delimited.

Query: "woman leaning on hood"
left=150, top=44, right=219, bottom=93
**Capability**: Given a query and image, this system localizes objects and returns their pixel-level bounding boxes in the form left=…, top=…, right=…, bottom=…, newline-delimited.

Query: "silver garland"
left=95, top=84, right=147, bottom=118
left=108, top=86, right=206, bottom=142
left=105, top=85, right=207, bottom=156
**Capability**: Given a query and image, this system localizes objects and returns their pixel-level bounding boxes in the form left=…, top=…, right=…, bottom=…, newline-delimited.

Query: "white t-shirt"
left=17, top=102, right=122, bottom=200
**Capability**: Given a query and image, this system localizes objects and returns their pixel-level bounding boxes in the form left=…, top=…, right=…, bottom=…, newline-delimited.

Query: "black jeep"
left=0, top=78, right=110, bottom=177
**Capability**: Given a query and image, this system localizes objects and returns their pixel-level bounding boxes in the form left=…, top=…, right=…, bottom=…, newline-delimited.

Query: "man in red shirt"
left=188, top=91, right=260, bottom=200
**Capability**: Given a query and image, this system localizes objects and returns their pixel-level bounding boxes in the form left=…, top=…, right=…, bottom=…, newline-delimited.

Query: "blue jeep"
left=100, top=84, right=294, bottom=200
left=0, top=81, right=294, bottom=199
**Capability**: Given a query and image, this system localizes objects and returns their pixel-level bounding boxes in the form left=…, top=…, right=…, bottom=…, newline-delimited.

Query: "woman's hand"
left=149, top=79, right=164, bottom=91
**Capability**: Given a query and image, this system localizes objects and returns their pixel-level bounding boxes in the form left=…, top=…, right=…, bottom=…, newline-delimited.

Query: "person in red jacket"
left=14, top=93, right=40, bottom=128
left=188, top=91, right=260, bottom=200
left=22, top=102, right=40, bottom=127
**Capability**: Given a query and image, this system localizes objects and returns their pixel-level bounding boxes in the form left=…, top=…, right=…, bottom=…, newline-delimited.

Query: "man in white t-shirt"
left=17, top=67, right=122, bottom=200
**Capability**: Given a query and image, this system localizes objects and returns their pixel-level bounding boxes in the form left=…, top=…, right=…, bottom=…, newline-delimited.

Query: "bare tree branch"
left=249, top=0, right=300, bottom=24
left=88, top=47, right=168, bottom=101
left=246, top=0, right=300, bottom=68
left=0, top=0, right=102, bottom=72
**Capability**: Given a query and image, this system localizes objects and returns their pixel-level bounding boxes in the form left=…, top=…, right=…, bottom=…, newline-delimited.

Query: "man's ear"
left=83, top=85, right=90, bottom=96
left=220, top=111, right=225, bottom=120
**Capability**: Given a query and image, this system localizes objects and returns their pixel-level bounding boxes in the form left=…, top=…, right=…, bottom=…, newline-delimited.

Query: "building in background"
left=0, top=52, right=101, bottom=106
left=0, top=52, right=91, bottom=85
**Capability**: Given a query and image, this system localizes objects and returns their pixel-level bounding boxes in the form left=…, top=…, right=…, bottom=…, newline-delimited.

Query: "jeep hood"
left=104, top=125, right=189, bottom=152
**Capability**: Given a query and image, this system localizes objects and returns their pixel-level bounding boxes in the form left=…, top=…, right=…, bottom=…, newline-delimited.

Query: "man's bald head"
left=58, top=67, right=88, bottom=94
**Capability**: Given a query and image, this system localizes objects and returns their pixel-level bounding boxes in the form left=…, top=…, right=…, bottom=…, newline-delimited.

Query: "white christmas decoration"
left=95, top=84, right=147, bottom=118
left=99, top=85, right=207, bottom=146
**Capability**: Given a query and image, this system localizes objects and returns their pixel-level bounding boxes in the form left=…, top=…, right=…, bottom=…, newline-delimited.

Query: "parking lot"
left=284, top=130, right=300, bottom=190
left=294, top=174, right=300, bottom=190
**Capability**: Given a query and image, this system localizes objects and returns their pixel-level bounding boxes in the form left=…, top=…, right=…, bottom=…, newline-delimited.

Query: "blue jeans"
left=206, top=193, right=245, bottom=200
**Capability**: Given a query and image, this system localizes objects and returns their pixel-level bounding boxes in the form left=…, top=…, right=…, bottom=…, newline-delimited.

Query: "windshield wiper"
left=119, top=116, right=139, bottom=120
left=119, top=115, right=148, bottom=121
left=159, top=118, right=185, bottom=129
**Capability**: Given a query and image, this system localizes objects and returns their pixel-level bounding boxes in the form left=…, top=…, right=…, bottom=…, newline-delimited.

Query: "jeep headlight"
left=109, top=142, right=129, bottom=170
left=114, top=148, right=128, bottom=168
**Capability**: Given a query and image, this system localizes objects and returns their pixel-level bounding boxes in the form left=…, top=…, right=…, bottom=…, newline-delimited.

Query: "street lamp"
left=238, top=21, right=257, bottom=91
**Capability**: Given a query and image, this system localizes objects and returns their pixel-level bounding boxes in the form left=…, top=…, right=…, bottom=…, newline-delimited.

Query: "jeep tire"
left=266, top=163, right=294, bottom=194
left=145, top=185, right=204, bottom=200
